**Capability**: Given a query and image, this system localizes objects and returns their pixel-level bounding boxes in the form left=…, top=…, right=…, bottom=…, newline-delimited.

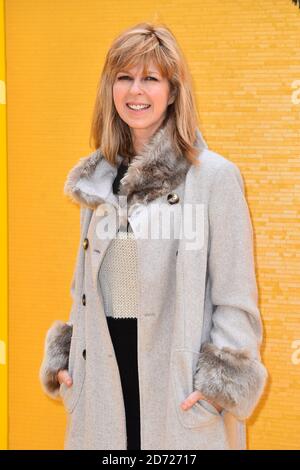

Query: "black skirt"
left=106, top=316, right=141, bottom=450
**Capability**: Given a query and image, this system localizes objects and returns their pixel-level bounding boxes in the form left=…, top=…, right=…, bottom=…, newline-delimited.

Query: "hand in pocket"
left=57, top=369, right=73, bottom=388
left=180, top=390, right=223, bottom=413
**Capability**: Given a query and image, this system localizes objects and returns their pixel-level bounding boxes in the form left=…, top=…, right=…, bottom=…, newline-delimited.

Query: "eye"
left=116, top=75, right=158, bottom=81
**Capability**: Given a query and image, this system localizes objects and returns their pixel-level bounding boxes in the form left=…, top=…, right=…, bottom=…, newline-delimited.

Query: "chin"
left=127, top=121, right=154, bottom=129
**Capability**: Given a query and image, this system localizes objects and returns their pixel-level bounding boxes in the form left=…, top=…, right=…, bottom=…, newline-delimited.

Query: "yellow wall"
left=0, top=0, right=8, bottom=451
left=5, top=0, right=300, bottom=449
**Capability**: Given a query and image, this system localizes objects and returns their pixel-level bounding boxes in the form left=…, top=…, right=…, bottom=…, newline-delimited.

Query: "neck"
left=130, top=119, right=166, bottom=156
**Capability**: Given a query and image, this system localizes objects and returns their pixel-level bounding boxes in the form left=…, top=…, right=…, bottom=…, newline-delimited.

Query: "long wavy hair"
left=89, top=22, right=205, bottom=167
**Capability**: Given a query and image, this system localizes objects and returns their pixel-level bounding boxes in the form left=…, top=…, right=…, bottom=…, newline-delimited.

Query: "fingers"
left=180, top=390, right=206, bottom=410
left=57, top=369, right=73, bottom=387
left=180, top=390, right=223, bottom=413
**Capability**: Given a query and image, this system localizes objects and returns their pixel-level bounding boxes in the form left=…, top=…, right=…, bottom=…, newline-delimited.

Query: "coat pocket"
left=171, top=348, right=223, bottom=429
left=59, top=335, right=86, bottom=414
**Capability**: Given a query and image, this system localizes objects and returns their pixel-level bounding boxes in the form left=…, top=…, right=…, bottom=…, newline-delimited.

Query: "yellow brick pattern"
left=0, top=0, right=8, bottom=451
left=6, top=0, right=300, bottom=449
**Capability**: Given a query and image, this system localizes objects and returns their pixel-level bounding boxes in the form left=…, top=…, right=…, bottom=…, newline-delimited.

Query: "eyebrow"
left=117, top=70, right=160, bottom=75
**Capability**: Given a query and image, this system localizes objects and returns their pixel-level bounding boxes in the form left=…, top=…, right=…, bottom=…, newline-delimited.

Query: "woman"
left=39, top=22, right=268, bottom=450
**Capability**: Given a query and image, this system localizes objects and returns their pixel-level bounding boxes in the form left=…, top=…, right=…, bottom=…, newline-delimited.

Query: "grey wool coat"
left=39, top=119, right=268, bottom=450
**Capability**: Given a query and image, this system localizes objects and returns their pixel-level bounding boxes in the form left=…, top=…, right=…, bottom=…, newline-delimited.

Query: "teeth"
left=127, top=104, right=150, bottom=110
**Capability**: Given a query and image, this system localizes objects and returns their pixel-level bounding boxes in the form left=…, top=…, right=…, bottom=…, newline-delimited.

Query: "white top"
left=98, top=223, right=139, bottom=319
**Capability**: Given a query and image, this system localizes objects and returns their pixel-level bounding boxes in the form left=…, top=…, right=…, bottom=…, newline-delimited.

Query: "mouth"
left=126, top=103, right=151, bottom=113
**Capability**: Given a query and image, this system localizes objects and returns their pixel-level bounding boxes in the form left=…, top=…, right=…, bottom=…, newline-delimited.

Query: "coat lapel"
left=86, top=206, right=119, bottom=289
left=63, top=119, right=208, bottom=212
left=64, top=121, right=208, bottom=289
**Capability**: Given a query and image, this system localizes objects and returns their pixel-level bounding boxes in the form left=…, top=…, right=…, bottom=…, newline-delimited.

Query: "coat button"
left=167, top=193, right=180, bottom=204
left=83, top=238, right=89, bottom=250
left=82, top=293, right=86, bottom=306
left=82, top=349, right=86, bottom=360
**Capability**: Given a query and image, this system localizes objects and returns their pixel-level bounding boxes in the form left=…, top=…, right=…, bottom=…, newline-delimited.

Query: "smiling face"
left=112, top=60, right=175, bottom=145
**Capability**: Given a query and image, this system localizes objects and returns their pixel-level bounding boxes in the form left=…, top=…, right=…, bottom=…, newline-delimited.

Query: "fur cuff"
left=193, top=342, right=268, bottom=420
left=39, top=320, right=73, bottom=399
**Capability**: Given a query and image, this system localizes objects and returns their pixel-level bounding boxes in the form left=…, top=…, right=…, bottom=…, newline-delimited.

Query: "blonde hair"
left=89, top=22, right=203, bottom=167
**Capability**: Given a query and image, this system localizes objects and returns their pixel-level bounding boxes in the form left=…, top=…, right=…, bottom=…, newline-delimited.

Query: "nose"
left=129, top=78, right=144, bottom=94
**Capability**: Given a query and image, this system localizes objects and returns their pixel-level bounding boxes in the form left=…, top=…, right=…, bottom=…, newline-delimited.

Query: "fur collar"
left=64, top=119, right=208, bottom=210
